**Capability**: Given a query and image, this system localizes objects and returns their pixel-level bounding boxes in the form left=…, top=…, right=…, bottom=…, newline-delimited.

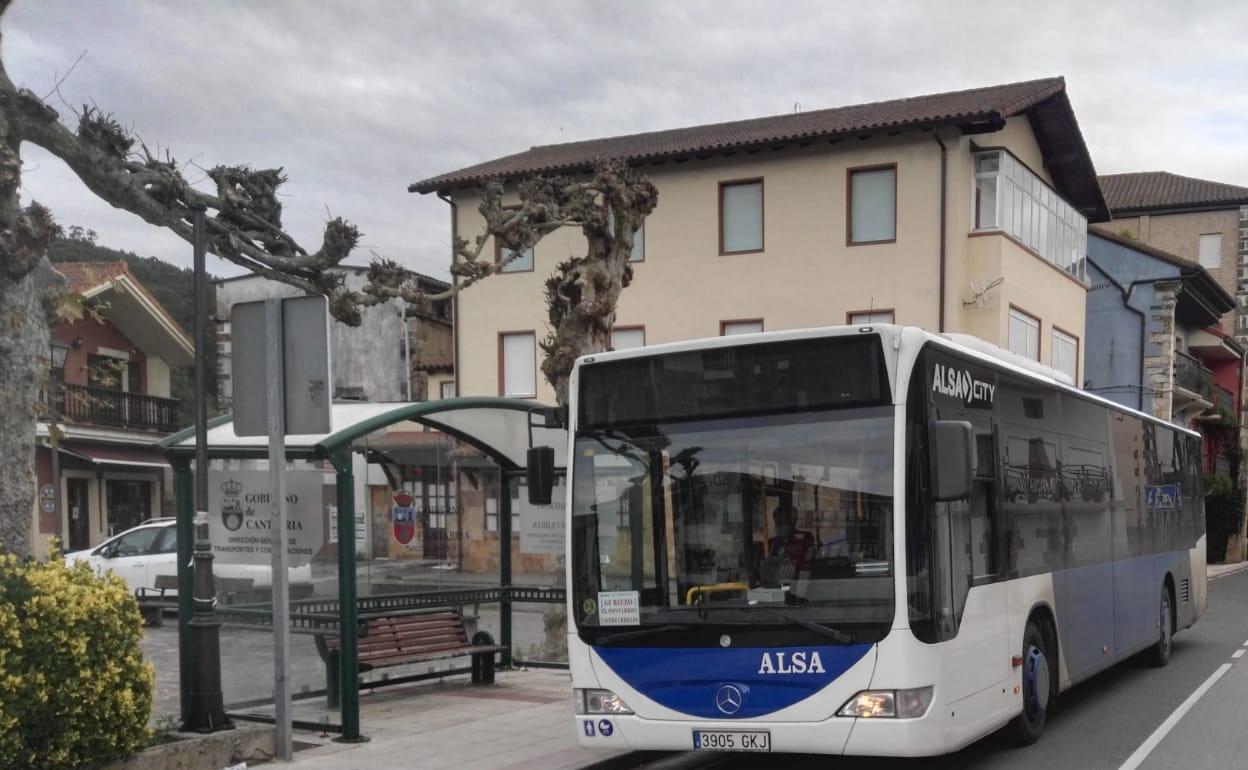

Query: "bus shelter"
left=159, top=398, right=568, bottom=740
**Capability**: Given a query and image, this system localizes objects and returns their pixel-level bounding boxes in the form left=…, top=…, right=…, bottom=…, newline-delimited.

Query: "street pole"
left=49, top=355, right=60, bottom=547
left=185, top=202, right=229, bottom=733
left=265, top=298, right=293, bottom=760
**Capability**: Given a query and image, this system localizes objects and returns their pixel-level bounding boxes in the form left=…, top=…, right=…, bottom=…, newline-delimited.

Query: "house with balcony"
left=1083, top=226, right=1242, bottom=460
left=35, top=261, right=194, bottom=556
left=410, top=76, right=1109, bottom=403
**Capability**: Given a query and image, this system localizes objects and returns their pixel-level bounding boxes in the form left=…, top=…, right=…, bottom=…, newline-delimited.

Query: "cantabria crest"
left=220, top=478, right=244, bottom=531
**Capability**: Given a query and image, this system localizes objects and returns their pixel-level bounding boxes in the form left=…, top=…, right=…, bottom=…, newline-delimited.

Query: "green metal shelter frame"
left=159, top=397, right=567, bottom=740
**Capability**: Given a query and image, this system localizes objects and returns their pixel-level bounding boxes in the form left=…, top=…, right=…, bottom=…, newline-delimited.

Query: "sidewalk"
left=1208, top=560, right=1248, bottom=580
left=287, top=669, right=634, bottom=770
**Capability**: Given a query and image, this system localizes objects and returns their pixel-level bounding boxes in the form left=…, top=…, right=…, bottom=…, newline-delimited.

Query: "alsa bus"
left=564, top=325, right=1206, bottom=756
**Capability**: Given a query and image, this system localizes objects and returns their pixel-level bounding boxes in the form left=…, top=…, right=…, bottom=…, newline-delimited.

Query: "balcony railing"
left=1174, top=351, right=1213, bottom=402
left=45, top=383, right=181, bottom=434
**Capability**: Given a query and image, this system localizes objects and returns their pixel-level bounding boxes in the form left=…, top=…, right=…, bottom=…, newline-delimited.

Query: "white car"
left=65, top=519, right=311, bottom=595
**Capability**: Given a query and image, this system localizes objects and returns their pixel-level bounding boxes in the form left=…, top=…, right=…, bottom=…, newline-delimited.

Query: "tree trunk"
left=0, top=259, right=60, bottom=557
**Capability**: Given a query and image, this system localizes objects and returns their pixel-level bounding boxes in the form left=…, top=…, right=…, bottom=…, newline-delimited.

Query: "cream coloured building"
left=412, top=77, right=1109, bottom=403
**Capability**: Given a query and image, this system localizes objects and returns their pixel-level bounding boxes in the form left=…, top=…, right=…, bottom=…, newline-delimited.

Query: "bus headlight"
left=575, top=688, right=634, bottom=715
left=837, top=686, right=933, bottom=719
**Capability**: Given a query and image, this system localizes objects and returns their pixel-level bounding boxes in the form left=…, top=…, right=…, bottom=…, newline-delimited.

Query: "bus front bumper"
left=572, top=712, right=950, bottom=756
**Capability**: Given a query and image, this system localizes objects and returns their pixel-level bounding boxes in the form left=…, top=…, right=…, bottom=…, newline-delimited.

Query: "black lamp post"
left=184, top=203, right=229, bottom=733
left=48, top=341, right=70, bottom=547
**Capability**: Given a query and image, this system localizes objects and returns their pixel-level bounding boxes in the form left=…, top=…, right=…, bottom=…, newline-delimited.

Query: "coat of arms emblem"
left=221, top=478, right=244, bottom=531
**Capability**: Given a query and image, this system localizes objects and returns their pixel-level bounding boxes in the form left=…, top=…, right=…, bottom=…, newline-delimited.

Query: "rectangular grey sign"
left=231, top=295, right=332, bottom=436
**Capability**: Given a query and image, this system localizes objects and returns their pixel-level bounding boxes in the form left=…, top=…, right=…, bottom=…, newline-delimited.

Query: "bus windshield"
left=570, top=336, right=895, bottom=646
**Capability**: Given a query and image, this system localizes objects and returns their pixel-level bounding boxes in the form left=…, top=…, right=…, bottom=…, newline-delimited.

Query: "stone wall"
left=1145, top=280, right=1180, bottom=421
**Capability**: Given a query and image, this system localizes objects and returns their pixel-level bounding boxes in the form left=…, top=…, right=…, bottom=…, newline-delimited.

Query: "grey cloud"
left=5, top=0, right=1248, bottom=281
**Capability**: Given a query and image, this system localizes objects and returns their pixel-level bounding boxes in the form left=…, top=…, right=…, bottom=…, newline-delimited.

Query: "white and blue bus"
left=564, top=324, right=1206, bottom=756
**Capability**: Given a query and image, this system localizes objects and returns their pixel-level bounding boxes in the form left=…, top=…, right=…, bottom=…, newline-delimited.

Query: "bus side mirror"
left=527, top=446, right=555, bottom=505
left=930, top=420, right=975, bottom=502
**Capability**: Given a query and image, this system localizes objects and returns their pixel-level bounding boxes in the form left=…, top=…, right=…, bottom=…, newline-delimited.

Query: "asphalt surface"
left=657, top=566, right=1248, bottom=770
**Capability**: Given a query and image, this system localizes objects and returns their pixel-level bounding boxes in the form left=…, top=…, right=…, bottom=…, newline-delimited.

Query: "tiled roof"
left=53, top=260, right=192, bottom=354
left=1099, top=171, right=1248, bottom=214
left=412, top=78, right=1069, bottom=193
left=54, top=260, right=129, bottom=294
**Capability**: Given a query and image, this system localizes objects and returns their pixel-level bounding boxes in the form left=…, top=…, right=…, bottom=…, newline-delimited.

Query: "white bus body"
left=565, top=325, right=1206, bottom=756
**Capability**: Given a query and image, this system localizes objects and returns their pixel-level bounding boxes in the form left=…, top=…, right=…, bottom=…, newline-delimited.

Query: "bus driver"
left=758, top=504, right=815, bottom=586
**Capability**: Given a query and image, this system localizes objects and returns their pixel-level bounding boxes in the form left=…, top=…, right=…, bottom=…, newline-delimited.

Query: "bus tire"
left=1012, top=620, right=1051, bottom=745
left=1143, top=585, right=1174, bottom=668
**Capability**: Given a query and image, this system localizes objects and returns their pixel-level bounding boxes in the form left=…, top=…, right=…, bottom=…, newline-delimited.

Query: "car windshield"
left=110, top=526, right=162, bottom=556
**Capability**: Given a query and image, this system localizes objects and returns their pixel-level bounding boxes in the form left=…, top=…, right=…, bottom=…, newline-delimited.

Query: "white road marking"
left=1233, top=649, right=1245, bottom=659
left=1118, top=663, right=1233, bottom=770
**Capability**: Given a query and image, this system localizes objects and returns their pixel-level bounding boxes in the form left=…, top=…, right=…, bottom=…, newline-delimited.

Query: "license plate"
left=692, top=729, right=771, bottom=752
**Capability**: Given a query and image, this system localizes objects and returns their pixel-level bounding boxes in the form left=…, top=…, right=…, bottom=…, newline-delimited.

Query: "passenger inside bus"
left=758, top=504, right=816, bottom=586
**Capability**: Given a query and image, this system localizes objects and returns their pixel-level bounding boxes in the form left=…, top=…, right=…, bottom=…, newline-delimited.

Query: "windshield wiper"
left=686, top=603, right=855, bottom=643
left=756, top=607, right=855, bottom=644
left=592, top=624, right=691, bottom=646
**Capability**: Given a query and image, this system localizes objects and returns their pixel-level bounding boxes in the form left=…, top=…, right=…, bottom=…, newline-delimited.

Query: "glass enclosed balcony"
left=973, top=150, right=1088, bottom=282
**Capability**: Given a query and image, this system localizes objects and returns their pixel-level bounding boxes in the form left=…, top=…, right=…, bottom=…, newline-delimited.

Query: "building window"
left=848, top=165, right=896, bottom=244
left=1199, top=233, right=1223, bottom=269
left=719, top=179, right=764, bottom=254
left=484, top=495, right=520, bottom=534
left=630, top=223, right=645, bottom=262
left=720, top=319, right=764, bottom=336
left=847, top=310, right=894, bottom=325
left=440, top=382, right=457, bottom=399
left=611, top=327, right=645, bottom=350
left=974, top=153, right=999, bottom=229
left=1008, top=308, right=1040, bottom=361
left=499, top=332, right=536, bottom=398
left=971, top=150, right=1088, bottom=281
left=496, top=242, right=534, bottom=273
left=1051, top=328, right=1078, bottom=384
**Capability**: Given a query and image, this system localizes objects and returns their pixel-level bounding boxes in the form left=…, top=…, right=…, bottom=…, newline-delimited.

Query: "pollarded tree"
left=0, top=3, right=656, bottom=557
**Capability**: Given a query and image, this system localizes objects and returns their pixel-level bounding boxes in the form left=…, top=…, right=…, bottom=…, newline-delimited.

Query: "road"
left=659, top=565, right=1248, bottom=770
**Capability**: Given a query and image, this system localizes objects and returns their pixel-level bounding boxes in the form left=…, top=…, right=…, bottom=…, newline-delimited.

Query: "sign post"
left=231, top=295, right=331, bottom=760
left=264, top=299, right=291, bottom=759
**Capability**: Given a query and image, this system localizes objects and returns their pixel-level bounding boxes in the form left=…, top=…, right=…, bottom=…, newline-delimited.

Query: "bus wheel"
left=1012, top=620, right=1050, bottom=745
left=1144, top=586, right=1174, bottom=668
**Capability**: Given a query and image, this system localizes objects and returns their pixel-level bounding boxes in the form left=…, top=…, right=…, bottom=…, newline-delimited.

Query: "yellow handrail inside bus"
left=686, top=582, right=749, bottom=605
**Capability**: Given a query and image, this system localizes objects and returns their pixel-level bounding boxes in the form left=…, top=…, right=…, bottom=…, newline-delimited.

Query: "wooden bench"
left=315, top=609, right=505, bottom=708
left=136, top=574, right=257, bottom=626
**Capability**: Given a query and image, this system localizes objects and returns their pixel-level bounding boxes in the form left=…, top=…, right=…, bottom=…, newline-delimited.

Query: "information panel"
left=518, top=479, right=567, bottom=555
left=208, top=469, right=324, bottom=566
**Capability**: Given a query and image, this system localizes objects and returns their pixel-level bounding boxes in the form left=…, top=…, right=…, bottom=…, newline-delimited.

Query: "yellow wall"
left=451, top=116, right=1083, bottom=403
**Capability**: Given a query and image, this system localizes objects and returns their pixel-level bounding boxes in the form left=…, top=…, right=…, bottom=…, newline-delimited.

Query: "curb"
left=1210, top=562, right=1248, bottom=581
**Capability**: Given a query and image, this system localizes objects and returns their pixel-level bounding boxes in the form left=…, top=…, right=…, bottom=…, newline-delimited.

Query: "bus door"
left=923, top=349, right=1008, bottom=703
left=937, top=418, right=1008, bottom=703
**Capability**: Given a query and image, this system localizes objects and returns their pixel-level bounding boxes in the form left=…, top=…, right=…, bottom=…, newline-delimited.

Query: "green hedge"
left=0, top=555, right=153, bottom=769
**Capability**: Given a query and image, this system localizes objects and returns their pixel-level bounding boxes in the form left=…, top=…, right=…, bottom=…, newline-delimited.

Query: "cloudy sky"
left=5, top=0, right=1247, bottom=279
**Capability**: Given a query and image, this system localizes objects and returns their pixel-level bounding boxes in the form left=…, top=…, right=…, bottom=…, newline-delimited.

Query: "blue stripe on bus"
left=593, top=644, right=873, bottom=719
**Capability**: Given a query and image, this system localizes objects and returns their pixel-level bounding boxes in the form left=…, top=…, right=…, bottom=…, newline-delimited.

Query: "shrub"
left=0, top=554, right=153, bottom=769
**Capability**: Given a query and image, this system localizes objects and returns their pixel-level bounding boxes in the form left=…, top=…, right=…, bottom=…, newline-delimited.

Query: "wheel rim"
left=1160, top=597, right=1171, bottom=656
left=1023, top=644, right=1049, bottom=717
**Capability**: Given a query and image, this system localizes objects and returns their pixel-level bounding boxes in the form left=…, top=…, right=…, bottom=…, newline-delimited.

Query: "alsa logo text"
left=758, top=651, right=825, bottom=674
left=931, top=363, right=995, bottom=406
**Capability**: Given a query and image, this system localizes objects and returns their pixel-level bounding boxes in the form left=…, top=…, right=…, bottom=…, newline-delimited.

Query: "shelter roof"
left=159, top=397, right=566, bottom=470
